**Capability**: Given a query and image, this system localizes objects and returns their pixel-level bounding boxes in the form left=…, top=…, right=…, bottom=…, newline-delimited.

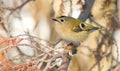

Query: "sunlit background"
left=0, top=0, right=120, bottom=71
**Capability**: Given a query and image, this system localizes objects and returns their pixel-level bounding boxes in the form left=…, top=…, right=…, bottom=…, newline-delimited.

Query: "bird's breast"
left=55, top=25, right=89, bottom=42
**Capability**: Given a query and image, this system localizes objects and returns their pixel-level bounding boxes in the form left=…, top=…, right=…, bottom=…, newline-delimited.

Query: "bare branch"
left=78, top=0, right=94, bottom=21
left=4, top=0, right=35, bottom=11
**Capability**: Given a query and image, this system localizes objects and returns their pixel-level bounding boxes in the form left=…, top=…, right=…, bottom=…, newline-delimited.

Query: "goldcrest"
left=53, top=16, right=99, bottom=43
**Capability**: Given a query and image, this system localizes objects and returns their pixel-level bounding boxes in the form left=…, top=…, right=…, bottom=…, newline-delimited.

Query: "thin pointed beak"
left=52, top=18, right=61, bottom=24
left=52, top=19, right=58, bottom=21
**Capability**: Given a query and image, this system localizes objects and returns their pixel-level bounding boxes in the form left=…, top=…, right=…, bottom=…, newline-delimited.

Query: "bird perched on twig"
left=52, top=16, right=100, bottom=54
left=53, top=16, right=99, bottom=44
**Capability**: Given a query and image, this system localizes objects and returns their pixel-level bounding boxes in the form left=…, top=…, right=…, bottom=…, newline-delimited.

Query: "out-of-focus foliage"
left=0, top=0, right=120, bottom=71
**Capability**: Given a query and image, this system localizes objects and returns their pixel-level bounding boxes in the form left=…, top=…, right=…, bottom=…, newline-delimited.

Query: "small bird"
left=52, top=16, right=99, bottom=45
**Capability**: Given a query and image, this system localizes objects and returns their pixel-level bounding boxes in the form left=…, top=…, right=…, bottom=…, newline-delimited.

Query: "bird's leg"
left=64, top=42, right=78, bottom=55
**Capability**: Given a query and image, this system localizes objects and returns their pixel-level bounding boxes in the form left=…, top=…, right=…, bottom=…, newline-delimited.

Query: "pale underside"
left=55, top=24, right=89, bottom=42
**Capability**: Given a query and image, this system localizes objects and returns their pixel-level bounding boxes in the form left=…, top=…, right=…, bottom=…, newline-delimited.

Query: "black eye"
left=60, top=19, right=64, bottom=22
left=81, top=23, right=85, bottom=28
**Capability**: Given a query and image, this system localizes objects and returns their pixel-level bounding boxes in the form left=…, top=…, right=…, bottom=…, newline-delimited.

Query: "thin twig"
left=4, top=0, right=34, bottom=11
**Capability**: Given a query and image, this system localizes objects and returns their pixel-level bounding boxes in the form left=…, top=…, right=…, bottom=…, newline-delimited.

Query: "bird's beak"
left=52, top=19, right=58, bottom=21
left=52, top=18, right=61, bottom=24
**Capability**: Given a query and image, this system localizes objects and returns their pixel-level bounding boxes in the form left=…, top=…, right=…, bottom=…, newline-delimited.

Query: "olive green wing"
left=71, top=19, right=83, bottom=32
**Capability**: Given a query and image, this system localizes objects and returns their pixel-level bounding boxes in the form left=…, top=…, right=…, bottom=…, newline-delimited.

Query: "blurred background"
left=0, top=0, right=120, bottom=71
